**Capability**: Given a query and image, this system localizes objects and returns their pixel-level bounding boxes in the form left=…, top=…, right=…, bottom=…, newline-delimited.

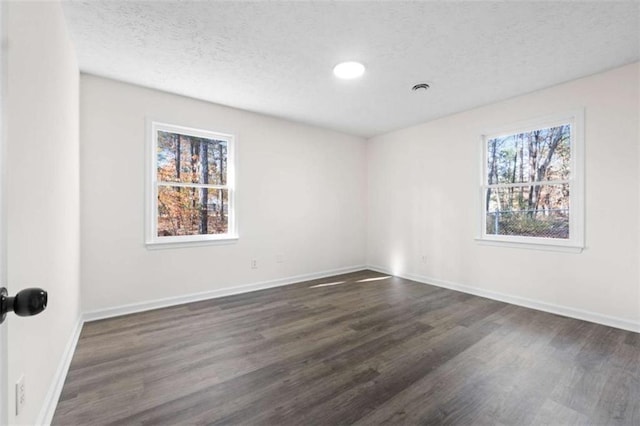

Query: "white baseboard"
left=83, top=265, right=367, bottom=322
left=368, top=264, right=640, bottom=333
left=36, top=315, right=83, bottom=426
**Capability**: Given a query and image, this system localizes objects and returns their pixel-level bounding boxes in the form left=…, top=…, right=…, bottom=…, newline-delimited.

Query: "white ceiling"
left=62, top=1, right=639, bottom=138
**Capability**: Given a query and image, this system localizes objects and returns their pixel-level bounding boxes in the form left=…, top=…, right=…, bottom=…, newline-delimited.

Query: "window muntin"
left=147, top=122, right=236, bottom=245
left=479, top=112, right=583, bottom=250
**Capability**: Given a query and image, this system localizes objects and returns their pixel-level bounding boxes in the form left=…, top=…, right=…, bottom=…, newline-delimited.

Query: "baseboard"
left=368, top=264, right=640, bottom=333
left=36, top=315, right=83, bottom=426
left=84, top=265, right=367, bottom=322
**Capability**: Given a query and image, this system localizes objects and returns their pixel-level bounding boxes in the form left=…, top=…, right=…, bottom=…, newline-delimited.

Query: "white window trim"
left=145, top=119, right=238, bottom=248
left=477, top=110, right=585, bottom=253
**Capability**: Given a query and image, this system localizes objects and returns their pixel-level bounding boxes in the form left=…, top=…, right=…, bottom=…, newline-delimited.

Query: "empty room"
left=0, top=0, right=638, bottom=425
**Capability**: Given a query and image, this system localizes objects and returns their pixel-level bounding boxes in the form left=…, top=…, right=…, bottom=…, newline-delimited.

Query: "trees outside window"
left=479, top=111, right=584, bottom=251
left=147, top=122, right=236, bottom=246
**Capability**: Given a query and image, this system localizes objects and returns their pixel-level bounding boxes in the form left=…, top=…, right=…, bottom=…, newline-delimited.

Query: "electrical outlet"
left=421, top=255, right=428, bottom=264
left=276, top=254, right=284, bottom=264
left=16, top=375, right=25, bottom=416
left=251, top=259, right=258, bottom=269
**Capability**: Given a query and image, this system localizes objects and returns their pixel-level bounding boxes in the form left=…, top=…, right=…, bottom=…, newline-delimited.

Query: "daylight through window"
left=480, top=112, right=583, bottom=250
left=147, top=122, right=236, bottom=245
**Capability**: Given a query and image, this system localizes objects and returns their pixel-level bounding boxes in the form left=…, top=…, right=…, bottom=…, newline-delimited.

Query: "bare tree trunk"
left=190, top=140, right=200, bottom=233
left=518, top=134, right=524, bottom=208
left=532, top=126, right=566, bottom=215
left=509, top=149, right=517, bottom=207
left=486, top=138, right=498, bottom=211
left=219, top=143, right=225, bottom=219
left=527, top=127, right=566, bottom=217
left=199, top=140, right=209, bottom=234
left=176, top=187, right=181, bottom=233
left=527, top=131, right=540, bottom=217
left=536, top=126, right=565, bottom=182
left=175, top=133, right=181, bottom=180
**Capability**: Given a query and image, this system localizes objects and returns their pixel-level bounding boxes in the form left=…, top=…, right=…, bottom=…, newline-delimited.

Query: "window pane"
left=157, top=186, right=229, bottom=236
left=157, top=131, right=228, bottom=185
left=486, top=124, right=571, bottom=185
left=485, top=184, right=569, bottom=239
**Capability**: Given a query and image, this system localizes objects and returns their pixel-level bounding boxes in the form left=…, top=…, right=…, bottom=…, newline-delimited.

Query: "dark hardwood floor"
left=53, top=270, right=640, bottom=425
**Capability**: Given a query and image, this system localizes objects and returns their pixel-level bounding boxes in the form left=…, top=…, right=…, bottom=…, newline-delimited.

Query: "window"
left=479, top=111, right=584, bottom=251
left=146, top=121, right=236, bottom=246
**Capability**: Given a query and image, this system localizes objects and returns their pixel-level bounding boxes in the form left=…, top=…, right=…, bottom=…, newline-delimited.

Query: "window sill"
left=475, top=238, right=583, bottom=253
left=146, top=235, right=239, bottom=250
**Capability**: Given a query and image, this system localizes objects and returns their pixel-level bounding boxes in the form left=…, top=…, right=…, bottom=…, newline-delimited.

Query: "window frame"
left=477, top=110, right=585, bottom=252
left=145, top=120, right=238, bottom=248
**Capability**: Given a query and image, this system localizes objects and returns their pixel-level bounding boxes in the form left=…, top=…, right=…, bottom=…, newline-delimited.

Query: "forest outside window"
left=147, top=121, right=236, bottom=246
left=479, top=111, right=584, bottom=251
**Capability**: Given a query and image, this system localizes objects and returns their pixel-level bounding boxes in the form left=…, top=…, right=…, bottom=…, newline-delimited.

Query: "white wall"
left=367, top=63, right=640, bottom=330
left=6, top=2, right=80, bottom=425
left=80, top=75, right=366, bottom=312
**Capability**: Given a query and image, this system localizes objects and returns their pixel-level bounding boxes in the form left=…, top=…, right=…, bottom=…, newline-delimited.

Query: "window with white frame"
left=147, top=121, right=236, bottom=245
left=479, top=111, right=584, bottom=251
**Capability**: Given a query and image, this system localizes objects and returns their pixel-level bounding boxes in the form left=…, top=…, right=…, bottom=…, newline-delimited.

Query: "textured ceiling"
left=62, top=1, right=640, bottom=137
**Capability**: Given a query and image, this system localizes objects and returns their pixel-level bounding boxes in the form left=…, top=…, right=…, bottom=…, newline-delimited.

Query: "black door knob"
left=0, top=287, right=48, bottom=324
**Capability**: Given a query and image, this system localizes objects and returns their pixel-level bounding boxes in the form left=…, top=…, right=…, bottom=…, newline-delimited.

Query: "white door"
left=0, top=1, right=8, bottom=423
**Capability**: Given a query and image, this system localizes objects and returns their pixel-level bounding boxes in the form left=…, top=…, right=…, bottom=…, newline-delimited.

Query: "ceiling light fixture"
left=333, top=61, right=365, bottom=79
left=412, top=83, right=430, bottom=92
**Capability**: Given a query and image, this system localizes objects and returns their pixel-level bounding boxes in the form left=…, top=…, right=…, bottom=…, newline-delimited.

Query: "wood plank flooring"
left=52, top=270, right=640, bottom=425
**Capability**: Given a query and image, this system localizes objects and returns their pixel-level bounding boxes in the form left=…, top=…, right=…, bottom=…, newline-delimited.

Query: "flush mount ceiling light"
left=412, top=83, right=430, bottom=92
left=333, top=61, right=365, bottom=79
